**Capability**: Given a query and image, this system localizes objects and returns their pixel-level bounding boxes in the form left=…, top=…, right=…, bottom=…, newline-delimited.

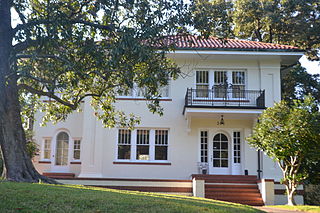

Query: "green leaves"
left=13, top=0, right=188, bottom=128
left=192, top=0, right=320, bottom=60
left=248, top=95, right=320, bottom=184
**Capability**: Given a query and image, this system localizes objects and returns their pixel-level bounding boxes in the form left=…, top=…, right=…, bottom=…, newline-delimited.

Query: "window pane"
left=155, top=146, right=168, bottom=160
left=196, top=85, right=209, bottom=97
left=196, top=71, right=209, bottom=98
left=155, top=130, right=168, bottom=145
left=136, top=145, right=149, bottom=160
left=213, top=159, right=220, bottom=167
left=118, top=129, right=131, bottom=145
left=137, top=130, right=149, bottom=145
left=74, top=150, right=80, bottom=160
left=73, top=140, right=81, bottom=160
left=221, top=160, right=228, bottom=167
left=118, top=145, right=131, bottom=159
left=43, top=139, right=51, bottom=160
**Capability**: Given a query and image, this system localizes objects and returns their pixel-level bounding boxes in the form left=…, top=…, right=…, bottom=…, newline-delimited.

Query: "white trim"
left=185, top=108, right=264, bottom=114
left=115, top=128, right=170, bottom=163
left=168, top=50, right=304, bottom=56
left=51, top=129, right=71, bottom=172
left=72, top=137, right=82, bottom=162
left=41, top=137, right=52, bottom=161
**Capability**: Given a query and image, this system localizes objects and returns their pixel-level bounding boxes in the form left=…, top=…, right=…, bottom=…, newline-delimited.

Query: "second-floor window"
left=195, top=70, right=246, bottom=98
left=118, top=84, right=170, bottom=98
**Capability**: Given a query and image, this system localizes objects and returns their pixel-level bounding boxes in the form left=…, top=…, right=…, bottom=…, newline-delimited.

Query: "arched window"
left=213, top=133, right=229, bottom=168
left=55, top=132, right=69, bottom=165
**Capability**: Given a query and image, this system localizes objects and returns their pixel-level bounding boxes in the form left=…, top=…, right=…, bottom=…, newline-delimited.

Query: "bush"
left=304, top=184, right=320, bottom=205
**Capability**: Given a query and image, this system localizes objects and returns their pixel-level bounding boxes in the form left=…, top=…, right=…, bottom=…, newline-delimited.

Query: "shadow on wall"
left=304, top=184, right=320, bottom=205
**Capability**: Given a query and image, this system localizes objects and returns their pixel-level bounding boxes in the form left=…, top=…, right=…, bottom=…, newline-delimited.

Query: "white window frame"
left=41, top=137, right=52, bottom=161
left=194, top=69, right=247, bottom=100
left=115, top=128, right=170, bottom=163
left=72, top=137, right=82, bottom=162
left=117, top=82, right=170, bottom=99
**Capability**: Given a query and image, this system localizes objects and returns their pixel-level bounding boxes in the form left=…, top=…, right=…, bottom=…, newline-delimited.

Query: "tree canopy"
left=247, top=96, right=320, bottom=205
left=0, top=0, right=189, bottom=182
left=191, top=0, right=320, bottom=60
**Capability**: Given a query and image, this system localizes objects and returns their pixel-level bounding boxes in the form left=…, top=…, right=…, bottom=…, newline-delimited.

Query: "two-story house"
left=33, top=36, right=304, bottom=206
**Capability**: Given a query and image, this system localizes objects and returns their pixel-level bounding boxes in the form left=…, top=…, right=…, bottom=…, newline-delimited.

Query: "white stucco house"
left=33, top=36, right=304, bottom=206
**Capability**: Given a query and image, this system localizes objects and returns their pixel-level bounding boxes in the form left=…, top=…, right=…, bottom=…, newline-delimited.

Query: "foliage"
left=10, top=0, right=189, bottom=128
left=304, top=184, right=320, bottom=205
left=282, top=64, right=320, bottom=105
left=191, top=0, right=320, bottom=60
left=0, top=182, right=262, bottom=213
left=247, top=96, right=320, bottom=205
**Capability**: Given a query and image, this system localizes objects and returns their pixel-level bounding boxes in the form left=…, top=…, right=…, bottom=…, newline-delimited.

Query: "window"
left=214, top=71, right=228, bottom=98
left=232, top=71, right=245, bottom=98
left=213, top=133, right=229, bottom=168
left=200, top=131, right=208, bottom=163
left=194, top=70, right=247, bottom=99
left=55, top=132, right=69, bottom=166
left=118, top=129, right=131, bottom=159
left=233, top=132, right=241, bottom=163
left=117, top=129, right=169, bottom=161
left=155, top=130, right=168, bottom=160
left=136, top=130, right=150, bottom=160
left=196, top=71, right=209, bottom=97
left=73, top=140, right=81, bottom=160
left=43, top=139, right=51, bottom=160
left=118, top=84, right=170, bottom=98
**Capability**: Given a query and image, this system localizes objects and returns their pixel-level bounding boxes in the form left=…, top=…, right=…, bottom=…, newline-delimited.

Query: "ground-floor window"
left=73, top=139, right=81, bottom=160
left=43, top=139, right=52, bottom=160
left=233, top=131, right=241, bottom=163
left=118, top=129, right=131, bottom=160
left=200, top=131, right=208, bottom=163
left=117, top=128, right=169, bottom=161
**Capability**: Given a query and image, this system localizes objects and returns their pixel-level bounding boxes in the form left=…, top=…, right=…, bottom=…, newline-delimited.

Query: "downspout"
left=256, top=118, right=262, bottom=179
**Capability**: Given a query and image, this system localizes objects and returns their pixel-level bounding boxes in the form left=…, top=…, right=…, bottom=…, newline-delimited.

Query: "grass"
left=269, top=205, right=320, bottom=213
left=0, top=181, right=263, bottom=213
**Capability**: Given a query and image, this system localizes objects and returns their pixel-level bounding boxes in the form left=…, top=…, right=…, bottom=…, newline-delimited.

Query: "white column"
left=78, top=98, right=102, bottom=178
left=258, top=179, right=275, bottom=205
left=192, top=178, right=205, bottom=198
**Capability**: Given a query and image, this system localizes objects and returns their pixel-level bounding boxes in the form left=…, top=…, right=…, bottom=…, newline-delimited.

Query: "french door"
left=52, top=132, right=70, bottom=172
left=210, top=133, right=230, bottom=174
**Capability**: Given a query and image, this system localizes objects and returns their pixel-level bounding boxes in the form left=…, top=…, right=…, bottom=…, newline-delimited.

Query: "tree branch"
left=18, top=84, right=77, bottom=110
left=16, top=54, right=71, bottom=64
left=13, top=19, right=115, bottom=34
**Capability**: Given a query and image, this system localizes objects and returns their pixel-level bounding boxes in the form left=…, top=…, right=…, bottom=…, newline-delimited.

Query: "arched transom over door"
left=211, top=133, right=230, bottom=174
left=55, top=132, right=69, bottom=166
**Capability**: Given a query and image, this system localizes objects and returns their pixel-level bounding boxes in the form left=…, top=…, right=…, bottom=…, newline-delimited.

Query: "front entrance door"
left=210, top=133, right=230, bottom=174
left=52, top=132, right=70, bottom=172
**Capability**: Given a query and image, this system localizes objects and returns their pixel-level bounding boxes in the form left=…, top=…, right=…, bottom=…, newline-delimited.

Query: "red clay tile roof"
left=160, top=35, right=301, bottom=51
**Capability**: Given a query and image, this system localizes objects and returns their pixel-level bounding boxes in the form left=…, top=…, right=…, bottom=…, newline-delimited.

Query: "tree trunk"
left=0, top=0, right=55, bottom=183
left=285, top=183, right=297, bottom=206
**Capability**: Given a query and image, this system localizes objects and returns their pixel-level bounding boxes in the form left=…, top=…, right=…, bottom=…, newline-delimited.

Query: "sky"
left=300, top=56, right=320, bottom=75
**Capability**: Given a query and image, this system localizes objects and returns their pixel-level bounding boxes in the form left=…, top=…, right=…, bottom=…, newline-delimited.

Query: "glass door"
left=210, top=133, right=230, bottom=174
left=52, top=132, right=69, bottom=172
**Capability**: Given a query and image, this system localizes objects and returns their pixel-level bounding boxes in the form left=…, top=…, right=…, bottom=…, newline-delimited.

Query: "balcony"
left=184, top=88, right=265, bottom=113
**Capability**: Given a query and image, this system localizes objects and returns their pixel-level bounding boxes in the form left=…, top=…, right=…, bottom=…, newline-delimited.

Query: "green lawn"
left=270, top=205, right=320, bottom=213
left=0, top=181, right=263, bottom=213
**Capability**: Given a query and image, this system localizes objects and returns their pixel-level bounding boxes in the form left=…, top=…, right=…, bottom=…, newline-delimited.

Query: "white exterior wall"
left=33, top=53, right=291, bottom=181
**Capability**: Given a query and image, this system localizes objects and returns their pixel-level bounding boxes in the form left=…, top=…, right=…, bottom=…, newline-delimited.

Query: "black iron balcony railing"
left=184, top=88, right=265, bottom=109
